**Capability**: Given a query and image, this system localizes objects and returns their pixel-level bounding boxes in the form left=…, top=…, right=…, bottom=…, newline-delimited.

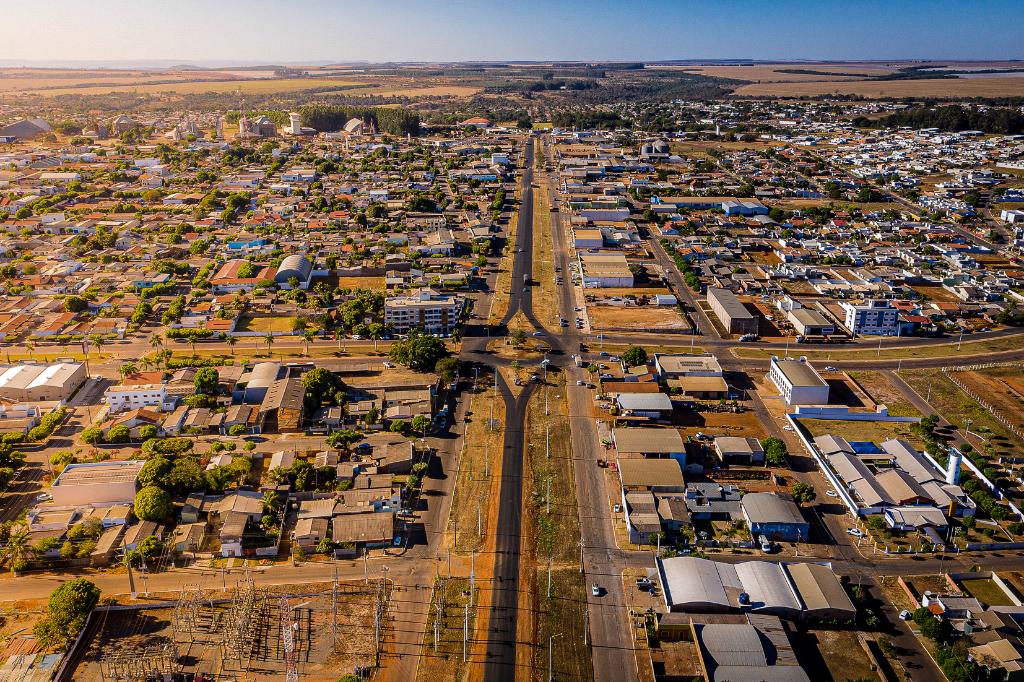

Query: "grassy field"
left=532, top=568, right=593, bottom=682
left=416, top=577, right=476, bottom=682
left=732, top=333, right=1024, bottom=361
left=806, top=629, right=880, bottom=682
left=667, top=64, right=896, bottom=82
left=847, top=371, right=922, bottom=417
left=450, top=378, right=504, bottom=554
left=959, top=577, right=1016, bottom=607
left=487, top=203, right=520, bottom=325
left=795, top=417, right=926, bottom=449
left=531, top=173, right=560, bottom=330
left=734, top=76, right=1024, bottom=98
left=901, top=368, right=1023, bottom=460
left=235, top=315, right=298, bottom=333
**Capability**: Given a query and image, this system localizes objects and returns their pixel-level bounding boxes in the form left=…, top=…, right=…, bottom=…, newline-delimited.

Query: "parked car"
left=591, top=584, right=601, bottom=597
left=824, top=366, right=837, bottom=372
left=847, top=528, right=864, bottom=538
left=576, top=380, right=586, bottom=386
left=613, top=504, right=622, bottom=513
left=826, top=490, right=838, bottom=498
left=899, top=609, right=912, bottom=621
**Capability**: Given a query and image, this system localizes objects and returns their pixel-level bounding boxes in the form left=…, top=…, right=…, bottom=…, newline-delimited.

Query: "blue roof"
left=849, top=441, right=884, bottom=455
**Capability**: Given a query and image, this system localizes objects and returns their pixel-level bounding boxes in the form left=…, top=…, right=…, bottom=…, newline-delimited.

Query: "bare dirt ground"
left=588, top=305, right=689, bottom=332
left=955, top=367, right=1024, bottom=433
left=734, top=76, right=1024, bottom=98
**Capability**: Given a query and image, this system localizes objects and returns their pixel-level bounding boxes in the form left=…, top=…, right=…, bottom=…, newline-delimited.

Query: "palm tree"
left=119, top=361, right=137, bottom=379
left=149, top=333, right=163, bottom=351
left=89, top=334, right=106, bottom=360
left=24, top=341, right=34, bottom=361
left=301, top=330, right=315, bottom=357
left=261, top=490, right=280, bottom=513
left=5, top=527, right=31, bottom=575
left=225, top=334, right=238, bottom=356
left=264, top=332, right=275, bottom=357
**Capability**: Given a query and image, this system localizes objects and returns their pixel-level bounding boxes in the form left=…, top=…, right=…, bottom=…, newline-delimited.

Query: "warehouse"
left=787, top=307, right=836, bottom=338
left=50, top=461, right=144, bottom=506
left=740, top=492, right=809, bottom=542
left=659, top=556, right=853, bottom=620
left=707, top=288, right=759, bottom=336
left=274, top=254, right=314, bottom=289
left=767, top=356, right=829, bottom=406
left=714, top=436, right=765, bottom=465
left=0, top=362, right=87, bottom=402
left=578, top=251, right=634, bottom=288
left=613, top=427, right=687, bottom=466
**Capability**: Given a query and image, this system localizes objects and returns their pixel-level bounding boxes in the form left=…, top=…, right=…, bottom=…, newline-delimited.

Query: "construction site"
left=63, top=576, right=392, bottom=682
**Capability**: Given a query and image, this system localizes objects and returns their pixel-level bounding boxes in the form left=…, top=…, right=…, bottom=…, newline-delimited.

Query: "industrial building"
left=49, top=461, right=144, bottom=506
left=740, top=493, right=810, bottom=542
left=274, top=254, right=314, bottom=289
left=658, top=556, right=855, bottom=621
left=578, top=251, right=634, bottom=288
left=707, top=288, right=759, bottom=336
left=654, top=353, right=730, bottom=399
left=0, top=362, right=87, bottom=402
left=767, top=356, right=830, bottom=406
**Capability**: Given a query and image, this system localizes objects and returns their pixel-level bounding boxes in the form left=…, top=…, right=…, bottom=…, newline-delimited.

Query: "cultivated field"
left=734, top=76, right=1024, bottom=98
left=671, top=64, right=896, bottom=82
left=22, top=77, right=367, bottom=97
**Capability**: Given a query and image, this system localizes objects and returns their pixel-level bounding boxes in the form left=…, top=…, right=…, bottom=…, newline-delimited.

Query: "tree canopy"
left=33, top=578, right=100, bottom=649
left=388, top=330, right=450, bottom=372
left=134, top=486, right=171, bottom=521
left=622, top=346, right=648, bottom=367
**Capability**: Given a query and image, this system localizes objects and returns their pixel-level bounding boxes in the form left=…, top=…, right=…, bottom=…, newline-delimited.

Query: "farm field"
left=733, top=76, right=1024, bottom=98
left=23, top=77, right=368, bottom=96
left=672, top=64, right=896, bottom=82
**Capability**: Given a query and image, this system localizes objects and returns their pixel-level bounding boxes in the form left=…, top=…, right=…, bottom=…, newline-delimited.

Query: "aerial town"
left=1, top=9, right=1024, bottom=682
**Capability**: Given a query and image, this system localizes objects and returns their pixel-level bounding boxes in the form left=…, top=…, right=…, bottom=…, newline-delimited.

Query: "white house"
left=104, top=384, right=169, bottom=413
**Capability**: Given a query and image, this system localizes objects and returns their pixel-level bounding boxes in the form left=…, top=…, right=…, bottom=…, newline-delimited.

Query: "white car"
left=382, top=361, right=395, bottom=368
left=591, top=584, right=601, bottom=597
left=846, top=528, right=864, bottom=538
left=826, top=490, right=838, bottom=498
left=613, top=503, right=622, bottom=513
left=576, top=380, right=585, bottom=386
left=36, top=492, right=52, bottom=502
left=824, top=366, right=837, bottom=372
left=899, top=609, right=912, bottom=621
left=783, top=425, right=794, bottom=431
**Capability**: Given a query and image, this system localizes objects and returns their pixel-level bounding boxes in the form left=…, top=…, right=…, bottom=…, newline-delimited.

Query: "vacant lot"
left=588, top=304, right=689, bottom=332
left=416, top=577, right=475, bottom=682
left=450, top=379, right=504, bottom=553
left=678, top=408, right=767, bottom=440
left=954, top=366, right=1024, bottom=433
left=847, top=371, right=921, bottom=417
left=902, top=368, right=1022, bottom=460
left=732, top=333, right=1024, bottom=361
left=960, top=577, right=1016, bottom=607
left=335, top=276, right=385, bottom=290
left=796, top=417, right=925, bottom=449
left=734, top=76, right=1024, bottom=98
left=797, top=629, right=879, bottom=682
left=236, top=315, right=297, bottom=333
left=532, top=568, right=593, bottom=682
left=362, top=84, right=481, bottom=98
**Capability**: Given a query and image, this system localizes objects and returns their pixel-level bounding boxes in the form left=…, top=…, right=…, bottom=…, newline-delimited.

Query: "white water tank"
left=946, top=450, right=963, bottom=485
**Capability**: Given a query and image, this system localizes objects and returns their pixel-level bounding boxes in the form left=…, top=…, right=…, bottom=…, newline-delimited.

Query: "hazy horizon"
left=2, top=0, right=1021, bottom=66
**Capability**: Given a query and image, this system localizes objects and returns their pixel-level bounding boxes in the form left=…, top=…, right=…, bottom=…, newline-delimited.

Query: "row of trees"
left=298, top=104, right=420, bottom=136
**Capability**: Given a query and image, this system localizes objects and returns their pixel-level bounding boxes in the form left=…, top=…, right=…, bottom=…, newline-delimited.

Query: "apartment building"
left=104, top=383, right=169, bottom=413
left=841, top=299, right=899, bottom=336
left=384, top=288, right=463, bottom=335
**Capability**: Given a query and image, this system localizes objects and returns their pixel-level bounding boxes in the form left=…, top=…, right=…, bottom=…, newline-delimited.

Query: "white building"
left=384, top=288, right=463, bottom=335
left=104, top=383, right=169, bottom=413
left=767, top=356, right=829, bottom=406
left=50, top=461, right=144, bottom=506
left=841, top=300, right=899, bottom=336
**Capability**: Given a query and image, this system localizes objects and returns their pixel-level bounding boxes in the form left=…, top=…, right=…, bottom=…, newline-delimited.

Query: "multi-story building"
left=384, top=288, right=463, bottom=335
left=104, top=383, right=169, bottom=413
left=841, top=300, right=899, bottom=336
left=707, top=287, right=759, bottom=336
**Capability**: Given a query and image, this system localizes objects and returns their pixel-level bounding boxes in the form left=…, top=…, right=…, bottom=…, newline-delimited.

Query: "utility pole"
left=584, top=608, right=589, bottom=646
left=463, top=601, right=469, bottom=663
left=470, top=551, right=476, bottom=607
left=123, top=537, right=137, bottom=600
left=579, top=538, right=585, bottom=574
left=363, top=547, right=369, bottom=585
left=332, top=561, right=339, bottom=646
left=546, top=477, right=551, bottom=514
left=547, top=558, right=552, bottom=598
left=549, top=633, right=561, bottom=681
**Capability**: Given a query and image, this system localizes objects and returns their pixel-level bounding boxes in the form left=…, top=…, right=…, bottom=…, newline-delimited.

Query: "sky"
left=2, top=0, right=1022, bottom=66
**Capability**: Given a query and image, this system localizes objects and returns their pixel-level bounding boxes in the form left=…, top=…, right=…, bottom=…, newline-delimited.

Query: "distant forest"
left=852, top=105, right=1024, bottom=134
left=298, top=104, right=421, bottom=136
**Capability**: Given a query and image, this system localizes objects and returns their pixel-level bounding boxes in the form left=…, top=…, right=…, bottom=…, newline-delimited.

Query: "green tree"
left=137, top=456, right=172, bottom=489
left=411, top=415, right=431, bottom=437
left=621, top=346, right=648, bottom=367
left=134, top=486, right=171, bottom=521
left=63, top=295, right=88, bottom=313
left=49, top=450, right=74, bottom=474
left=387, top=329, right=450, bottom=371
left=791, top=482, right=816, bottom=505
left=138, top=424, right=158, bottom=440
left=435, top=356, right=460, bottom=384
left=106, top=425, right=130, bottom=444
left=761, top=437, right=788, bottom=467
left=193, top=367, right=219, bottom=395
left=80, top=426, right=102, bottom=445
left=32, top=578, right=100, bottom=649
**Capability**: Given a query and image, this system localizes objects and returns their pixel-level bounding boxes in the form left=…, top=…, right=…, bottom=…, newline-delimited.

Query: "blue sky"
left=2, top=0, right=1022, bottom=65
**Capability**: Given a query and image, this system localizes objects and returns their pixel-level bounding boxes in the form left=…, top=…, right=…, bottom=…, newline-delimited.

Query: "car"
left=826, top=490, right=838, bottom=498
left=382, top=361, right=395, bottom=368
left=591, top=584, right=601, bottom=597
left=36, top=492, right=52, bottom=502
left=824, top=366, right=837, bottom=372
left=613, top=504, right=622, bottom=513
left=560, top=320, right=568, bottom=327
left=599, top=351, right=610, bottom=357
left=532, top=331, right=544, bottom=337
left=530, top=374, right=540, bottom=382
left=608, top=356, right=620, bottom=362
left=555, top=266, right=561, bottom=272
left=598, top=363, right=608, bottom=369
left=783, top=425, right=794, bottom=431
left=899, top=609, right=913, bottom=621
left=523, top=287, right=529, bottom=293
left=577, top=380, right=586, bottom=386
left=516, top=248, right=524, bottom=253
left=847, top=528, right=864, bottom=537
